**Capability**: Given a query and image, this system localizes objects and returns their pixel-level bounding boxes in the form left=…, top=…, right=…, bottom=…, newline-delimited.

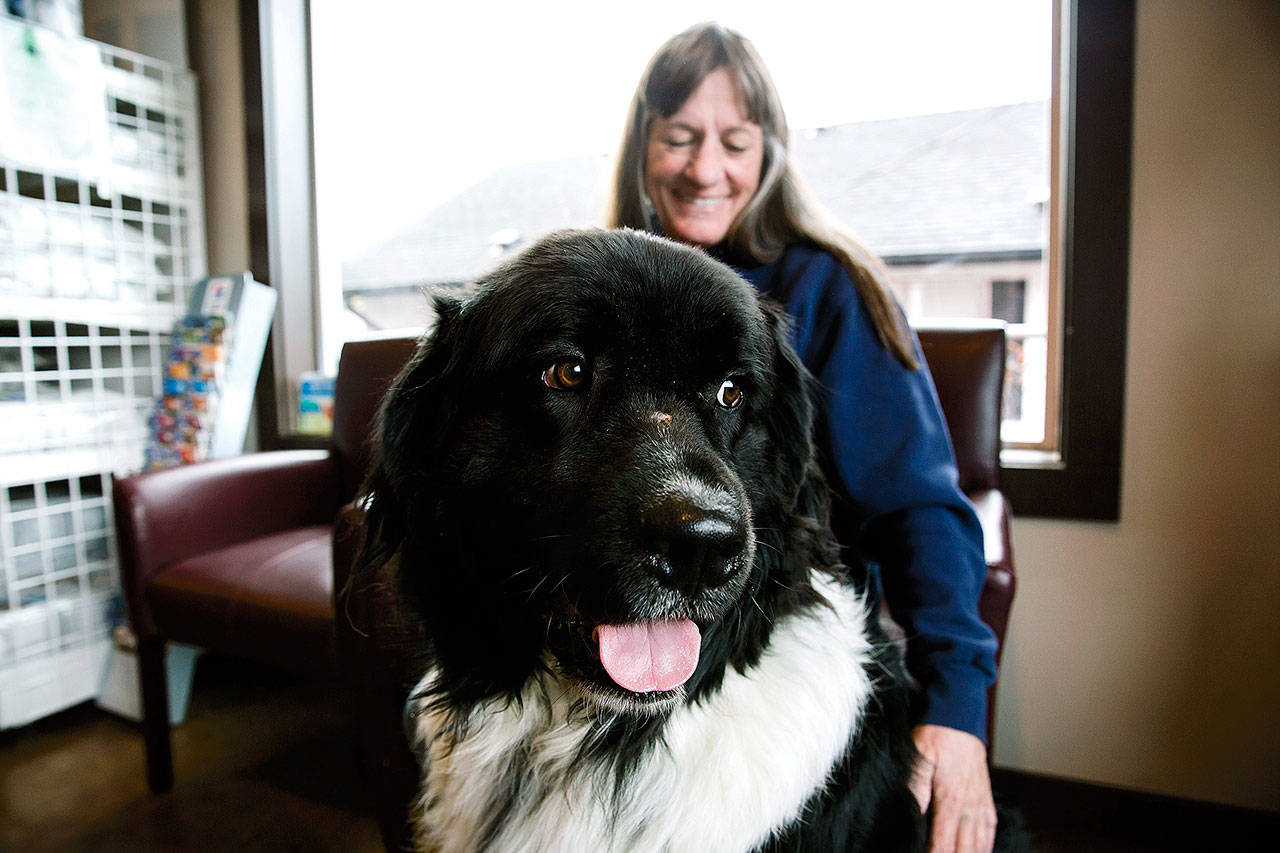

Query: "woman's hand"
left=909, top=724, right=997, bottom=853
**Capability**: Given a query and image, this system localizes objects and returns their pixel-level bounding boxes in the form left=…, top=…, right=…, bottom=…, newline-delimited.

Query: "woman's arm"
left=757, top=246, right=998, bottom=739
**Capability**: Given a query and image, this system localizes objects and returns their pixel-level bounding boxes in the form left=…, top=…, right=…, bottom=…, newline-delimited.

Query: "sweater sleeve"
left=769, top=249, right=998, bottom=742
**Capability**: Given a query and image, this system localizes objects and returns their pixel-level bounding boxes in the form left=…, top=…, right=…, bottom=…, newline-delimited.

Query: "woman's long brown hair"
left=607, top=22, right=918, bottom=369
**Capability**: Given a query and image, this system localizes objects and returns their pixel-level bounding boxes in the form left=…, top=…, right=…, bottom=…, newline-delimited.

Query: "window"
left=992, top=281, right=1027, bottom=325
left=306, top=1, right=1057, bottom=444
left=244, top=0, right=1132, bottom=518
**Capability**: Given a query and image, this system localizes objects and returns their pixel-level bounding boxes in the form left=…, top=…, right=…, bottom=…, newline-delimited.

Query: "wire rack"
left=0, top=20, right=205, bottom=727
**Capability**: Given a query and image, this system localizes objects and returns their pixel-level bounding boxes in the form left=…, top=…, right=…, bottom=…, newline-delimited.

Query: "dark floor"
left=2, top=655, right=1277, bottom=851
left=0, top=655, right=382, bottom=852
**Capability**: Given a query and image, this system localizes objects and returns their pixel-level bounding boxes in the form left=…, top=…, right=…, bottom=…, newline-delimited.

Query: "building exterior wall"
left=886, top=258, right=1046, bottom=328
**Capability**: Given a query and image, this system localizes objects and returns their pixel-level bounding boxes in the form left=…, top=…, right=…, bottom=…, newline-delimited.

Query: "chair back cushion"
left=916, top=326, right=1006, bottom=493
left=332, top=336, right=420, bottom=502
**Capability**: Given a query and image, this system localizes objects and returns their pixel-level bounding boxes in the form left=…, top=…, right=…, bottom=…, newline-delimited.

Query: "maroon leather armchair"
left=332, top=326, right=1017, bottom=848
left=112, top=335, right=418, bottom=793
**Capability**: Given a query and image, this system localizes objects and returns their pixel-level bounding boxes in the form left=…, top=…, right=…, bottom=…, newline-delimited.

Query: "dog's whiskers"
left=752, top=537, right=783, bottom=556
left=506, top=563, right=544, bottom=582
left=747, top=592, right=773, bottom=624
left=524, top=569, right=556, bottom=602
left=547, top=572, right=572, bottom=597
left=525, top=569, right=574, bottom=608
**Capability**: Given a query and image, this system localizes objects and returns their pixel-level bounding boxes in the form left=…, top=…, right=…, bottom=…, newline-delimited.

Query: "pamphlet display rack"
left=0, top=19, right=205, bottom=727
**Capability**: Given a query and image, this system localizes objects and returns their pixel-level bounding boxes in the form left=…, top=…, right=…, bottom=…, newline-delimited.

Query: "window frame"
left=1000, top=0, right=1134, bottom=520
left=238, top=0, right=318, bottom=450
left=239, top=0, right=1133, bottom=519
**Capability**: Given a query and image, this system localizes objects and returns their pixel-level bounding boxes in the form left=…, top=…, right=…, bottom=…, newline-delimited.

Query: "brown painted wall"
left=998, top=0, right=1280, bottom=812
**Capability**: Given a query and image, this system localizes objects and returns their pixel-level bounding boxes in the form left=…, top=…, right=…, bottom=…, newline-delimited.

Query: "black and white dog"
left=357, top=228, right=1010, bottom=851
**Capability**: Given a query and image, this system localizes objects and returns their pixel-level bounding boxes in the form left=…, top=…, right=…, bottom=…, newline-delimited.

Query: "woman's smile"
left=644, top=67, right=763, bottom=248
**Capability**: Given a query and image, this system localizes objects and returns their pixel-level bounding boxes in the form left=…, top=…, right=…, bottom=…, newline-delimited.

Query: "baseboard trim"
left=992, top=767, right=1279, bottom=848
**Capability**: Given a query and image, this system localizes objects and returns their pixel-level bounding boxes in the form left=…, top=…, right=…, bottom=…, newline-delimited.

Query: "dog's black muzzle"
left=600, top=404, right=756, bottom=621
left=639, top=492, right=748, bottom=600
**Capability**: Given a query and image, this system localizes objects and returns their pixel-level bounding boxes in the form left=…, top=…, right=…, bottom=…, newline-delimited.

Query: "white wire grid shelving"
left=0, top=20, right=205, bottom=727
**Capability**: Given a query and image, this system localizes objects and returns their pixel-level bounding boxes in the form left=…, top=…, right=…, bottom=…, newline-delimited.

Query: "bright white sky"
left=311, top=0, right=1051, bottom=259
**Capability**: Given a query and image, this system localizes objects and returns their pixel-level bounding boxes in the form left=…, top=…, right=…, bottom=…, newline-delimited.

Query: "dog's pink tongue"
left=596, top=620, right=701, bottom=693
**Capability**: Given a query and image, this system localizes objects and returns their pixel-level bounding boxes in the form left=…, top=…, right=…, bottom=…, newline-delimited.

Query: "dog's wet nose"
left=640, top=496, right=747, bottom=597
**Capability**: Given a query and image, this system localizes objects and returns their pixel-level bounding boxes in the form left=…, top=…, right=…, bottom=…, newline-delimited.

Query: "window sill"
left=1000, top=447, right=1063, bottom=469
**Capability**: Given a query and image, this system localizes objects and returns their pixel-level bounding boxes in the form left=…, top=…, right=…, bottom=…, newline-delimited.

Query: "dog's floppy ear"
left=355, top=293, right=465, bottom=578
left=758, top=300, right=819, bottom=509
left=376, top=294, right=464, bottom=486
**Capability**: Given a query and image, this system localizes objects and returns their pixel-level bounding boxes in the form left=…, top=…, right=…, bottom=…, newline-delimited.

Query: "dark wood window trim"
left=236, top=0, right=1134, bottom=516
left=234, top=0, right=280, bottom=448
left=236, top=0, right=322, bottom=452
left=1003, top=0, right=1134, bottom=520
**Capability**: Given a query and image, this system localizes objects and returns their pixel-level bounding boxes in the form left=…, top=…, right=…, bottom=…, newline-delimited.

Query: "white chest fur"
left=410, top=574, right=875, bottom=853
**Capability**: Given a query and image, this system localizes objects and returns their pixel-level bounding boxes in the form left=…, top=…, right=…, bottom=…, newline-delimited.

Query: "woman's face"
left=644, top=67, right=764, bottom=248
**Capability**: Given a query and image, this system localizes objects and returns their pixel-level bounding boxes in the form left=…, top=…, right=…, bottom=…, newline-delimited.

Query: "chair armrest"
left=332, top=502, right=418, bottom=687
left=968, top=488, right=1016, bottom=665
left=968, top=488, right=1016, bottom=749
left=332, top=502, right=364, bottom=607
left=113, top=450, right=339, bottom=634
left=332, top=502, right=421, bottom=850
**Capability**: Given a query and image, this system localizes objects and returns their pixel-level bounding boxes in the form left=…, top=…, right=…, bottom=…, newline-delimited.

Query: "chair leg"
left=138, top=636, right=174, bottom=793
left=356, top=688, right=418, bottom=850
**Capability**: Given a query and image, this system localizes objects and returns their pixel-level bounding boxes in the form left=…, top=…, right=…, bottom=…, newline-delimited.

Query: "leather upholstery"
left=113, top=450, right=338, bottom=637
left=331, top=336, right=421, bottom=503
left=917, top=326, right=1006, bottom=493
left=112, top=335, right=424, bottom=794
left=146, top=525, right=335, bottom=676
left=333, top=504, right=421, bottom=846
left=970, top=488, right=1015, bottom=657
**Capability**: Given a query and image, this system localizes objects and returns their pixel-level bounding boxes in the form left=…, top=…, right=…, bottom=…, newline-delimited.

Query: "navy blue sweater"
left=733, top=243, right=998, bottom=742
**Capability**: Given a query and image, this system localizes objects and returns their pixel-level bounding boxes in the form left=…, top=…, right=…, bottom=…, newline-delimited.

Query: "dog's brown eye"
left=543, top=361, right=586, bottom=390
left=717, top=379, right=744, bottom=409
